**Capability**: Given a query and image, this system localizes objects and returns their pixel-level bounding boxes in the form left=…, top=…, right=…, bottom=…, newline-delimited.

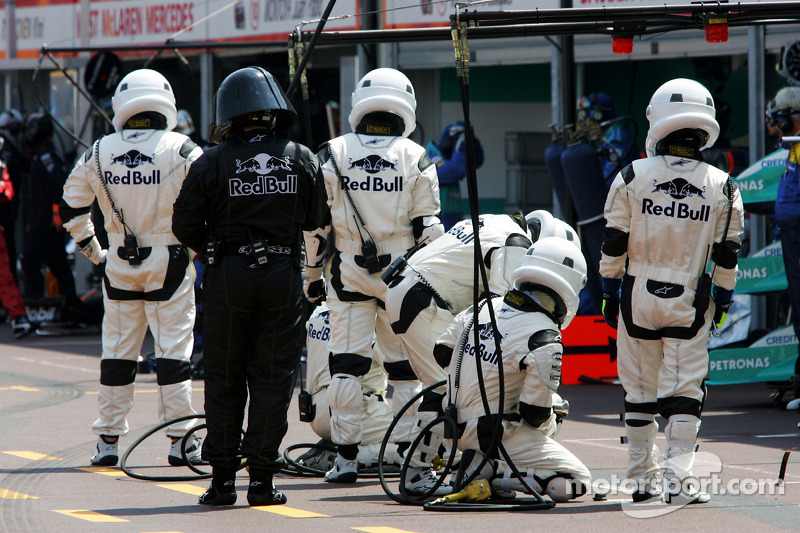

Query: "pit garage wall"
left=405, top=53, right=761, bottom=218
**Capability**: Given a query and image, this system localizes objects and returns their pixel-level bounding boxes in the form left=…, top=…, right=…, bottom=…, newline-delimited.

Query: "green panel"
left=440, top=65, right=551, bottom=102
left=735, top=255, right=788, bottom=294
left=707, top=344, right=796, bottom=385
left=459, top=197, right=507, bottom=215
left=733, top=148, right=787, bottom=205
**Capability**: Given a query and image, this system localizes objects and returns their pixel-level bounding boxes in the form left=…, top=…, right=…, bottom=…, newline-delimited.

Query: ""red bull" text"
left=103, top=170, right=161, bottom=185
left=641, top=199, right=710, bottom=221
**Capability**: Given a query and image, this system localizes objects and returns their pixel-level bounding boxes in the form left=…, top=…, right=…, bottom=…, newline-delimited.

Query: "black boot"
left=199, top=468, right=237, bottom=506
left=247, top=471, right=287, bottom=506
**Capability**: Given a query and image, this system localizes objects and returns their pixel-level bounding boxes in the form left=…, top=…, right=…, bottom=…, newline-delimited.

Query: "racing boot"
left=168, top=435, right=203, bottom=466
left=663, top=414, right=709, bottom=505
left=199, top=468, right=237, bottom=506
left=624, top=412, right=662, bottom=503
left=90, top=435, right=119, bottom=467
left=247, top=470, right=287, bottom=506
left=325, top=452, right=358, bottom=483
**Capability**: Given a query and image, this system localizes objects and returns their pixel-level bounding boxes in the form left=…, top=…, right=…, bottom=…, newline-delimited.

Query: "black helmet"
left=210, top=67, right=297, bottom=142
left=24, top=112, right=53, bottom=149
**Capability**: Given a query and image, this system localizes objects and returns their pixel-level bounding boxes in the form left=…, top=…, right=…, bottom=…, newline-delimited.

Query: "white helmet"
left=112, top=69, right=177, bottom=133
left=525, top=210, right=582, bottom=251
left=511, top=237, right=588, bottom=328
left=645, top=78, right=719, bottom=157
left=349, top=68, right=416, bottom=138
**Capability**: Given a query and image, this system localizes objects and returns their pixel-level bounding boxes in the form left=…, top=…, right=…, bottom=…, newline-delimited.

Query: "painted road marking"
left=76, top=466, right=122, bottom=477
left=0, top=386, right=40, bottom=391
left=253, top=505, right=328, bottom=518
left=53, top=510, right=128, bottom=523
left=350, top=527, right=422, bottom=533
left=157, top=484, right=205, bottom=496
left=158, top=484, right=329, bottom=517
left=3, top=451, right=60, bottom=461
left=0, top=488, right=38, bottom=499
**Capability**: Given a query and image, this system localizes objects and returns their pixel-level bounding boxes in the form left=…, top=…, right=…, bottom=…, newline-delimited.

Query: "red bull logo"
left=339, top=175, right=403, bottom=192
left=110, top=150, right=156, bottom=168
left=652, top=177, right=706, bottom=200
left=235, top=154, right=293, bottom=175
left=103, top=170, right=161, bottom=185
left=347, top=155, right=398, bottom=174
left=641, top=198, right=710, bottom=221
left=229, top=175, right=297, bottom=196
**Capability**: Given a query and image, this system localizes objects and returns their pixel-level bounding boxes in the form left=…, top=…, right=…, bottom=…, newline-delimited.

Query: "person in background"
left=426, top=121, right=484, bottom=231
left=0, top=160, right=31, bottom=338
left=21, top=111, right=78, bottom=305
left=766, top=87, right=800, bottom=411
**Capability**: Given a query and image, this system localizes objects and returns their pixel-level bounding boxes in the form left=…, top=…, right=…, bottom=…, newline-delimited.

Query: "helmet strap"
left=355, top=111, right=404, bottom=136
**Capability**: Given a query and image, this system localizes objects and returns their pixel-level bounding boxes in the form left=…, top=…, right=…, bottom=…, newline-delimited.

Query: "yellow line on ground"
left=86, top=387, right=204, bottom=395
left=350, top=527, right=422, bottom=533
left=53, top=510, right=128, bottom=523
left=0, top=386, right=40, bottom=391
left=157, top=483, right=206, bottom=496
left=253, top=505, right=328, bottom=518
left=2, top=451, right=60, bottom=461
left=76, top=466, right=122, bottom=476
left=0, top=488, right=38, bottom=499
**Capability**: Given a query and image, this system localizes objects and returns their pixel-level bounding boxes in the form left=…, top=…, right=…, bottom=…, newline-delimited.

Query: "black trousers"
left=201, top=254, right=303, bottom=472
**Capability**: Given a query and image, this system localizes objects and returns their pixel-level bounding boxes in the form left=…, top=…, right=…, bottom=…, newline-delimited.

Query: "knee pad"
left=388, top=380, right=421, bottom=443
left=328, top=374, right=363, bottom=445
left=542, top=475, right=587, bottom=503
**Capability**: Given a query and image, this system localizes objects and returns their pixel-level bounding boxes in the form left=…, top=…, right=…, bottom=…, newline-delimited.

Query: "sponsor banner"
left=382, top=0, right=800, bottom=30
left=735, top=241, right=787, bottom=294
left=2, top=0, right=359, bottom=57
left=561, top=315, right=618, bottom=385
left=707, top=326, right=797, bottom=384
left=733, top=148, right=786, bottom=206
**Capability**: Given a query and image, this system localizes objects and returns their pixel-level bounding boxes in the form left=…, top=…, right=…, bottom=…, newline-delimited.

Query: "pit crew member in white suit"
left=60, top=69, right=203, bottom=468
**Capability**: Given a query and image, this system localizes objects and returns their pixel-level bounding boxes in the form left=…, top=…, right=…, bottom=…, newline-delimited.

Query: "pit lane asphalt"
left=2, top=325, right=800, bottom=533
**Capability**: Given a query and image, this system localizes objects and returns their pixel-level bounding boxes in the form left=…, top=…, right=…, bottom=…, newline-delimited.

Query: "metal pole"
left=748, top=25, right=767, bottom=332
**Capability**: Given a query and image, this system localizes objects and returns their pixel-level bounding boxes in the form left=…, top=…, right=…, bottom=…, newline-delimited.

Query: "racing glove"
left=303, top=266, right=326, bottom=305
left=78, top=235, right=107, bottom=265
left=601, top=276, right=622, bottom=329
left=712, top=285, right=734, bottom=329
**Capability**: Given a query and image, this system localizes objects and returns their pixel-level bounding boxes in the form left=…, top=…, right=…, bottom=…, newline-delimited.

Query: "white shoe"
left=11, top=316, right=32, bottom=339
left=169, top=435, right=203, bottom=466
left=324, top=454, right=358, bottom=483
left=91, top=436, right=119, bottom=466
left=404, top=467, right=451, bottom=497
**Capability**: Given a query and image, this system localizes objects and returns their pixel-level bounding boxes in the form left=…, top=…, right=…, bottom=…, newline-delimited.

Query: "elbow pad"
left=711, top=240, right=740, bottom=269
left=412, top=215, right=445, bottom=246
left=303, top=224, right=331, bottom=269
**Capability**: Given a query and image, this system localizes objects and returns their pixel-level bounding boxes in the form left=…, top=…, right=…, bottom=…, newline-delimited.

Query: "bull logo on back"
left=235, top=154, right=293, bottom=175
left=348, top=155, right=398, bottom=174
left=111, top=150, right=155, bottom=169
left=652, top=178, right=706, bottom=200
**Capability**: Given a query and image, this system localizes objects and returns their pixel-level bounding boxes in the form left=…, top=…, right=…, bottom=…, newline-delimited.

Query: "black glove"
left=601, top=277, right=621, bottom=329
left=304, top=278, right=326, bottom=305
